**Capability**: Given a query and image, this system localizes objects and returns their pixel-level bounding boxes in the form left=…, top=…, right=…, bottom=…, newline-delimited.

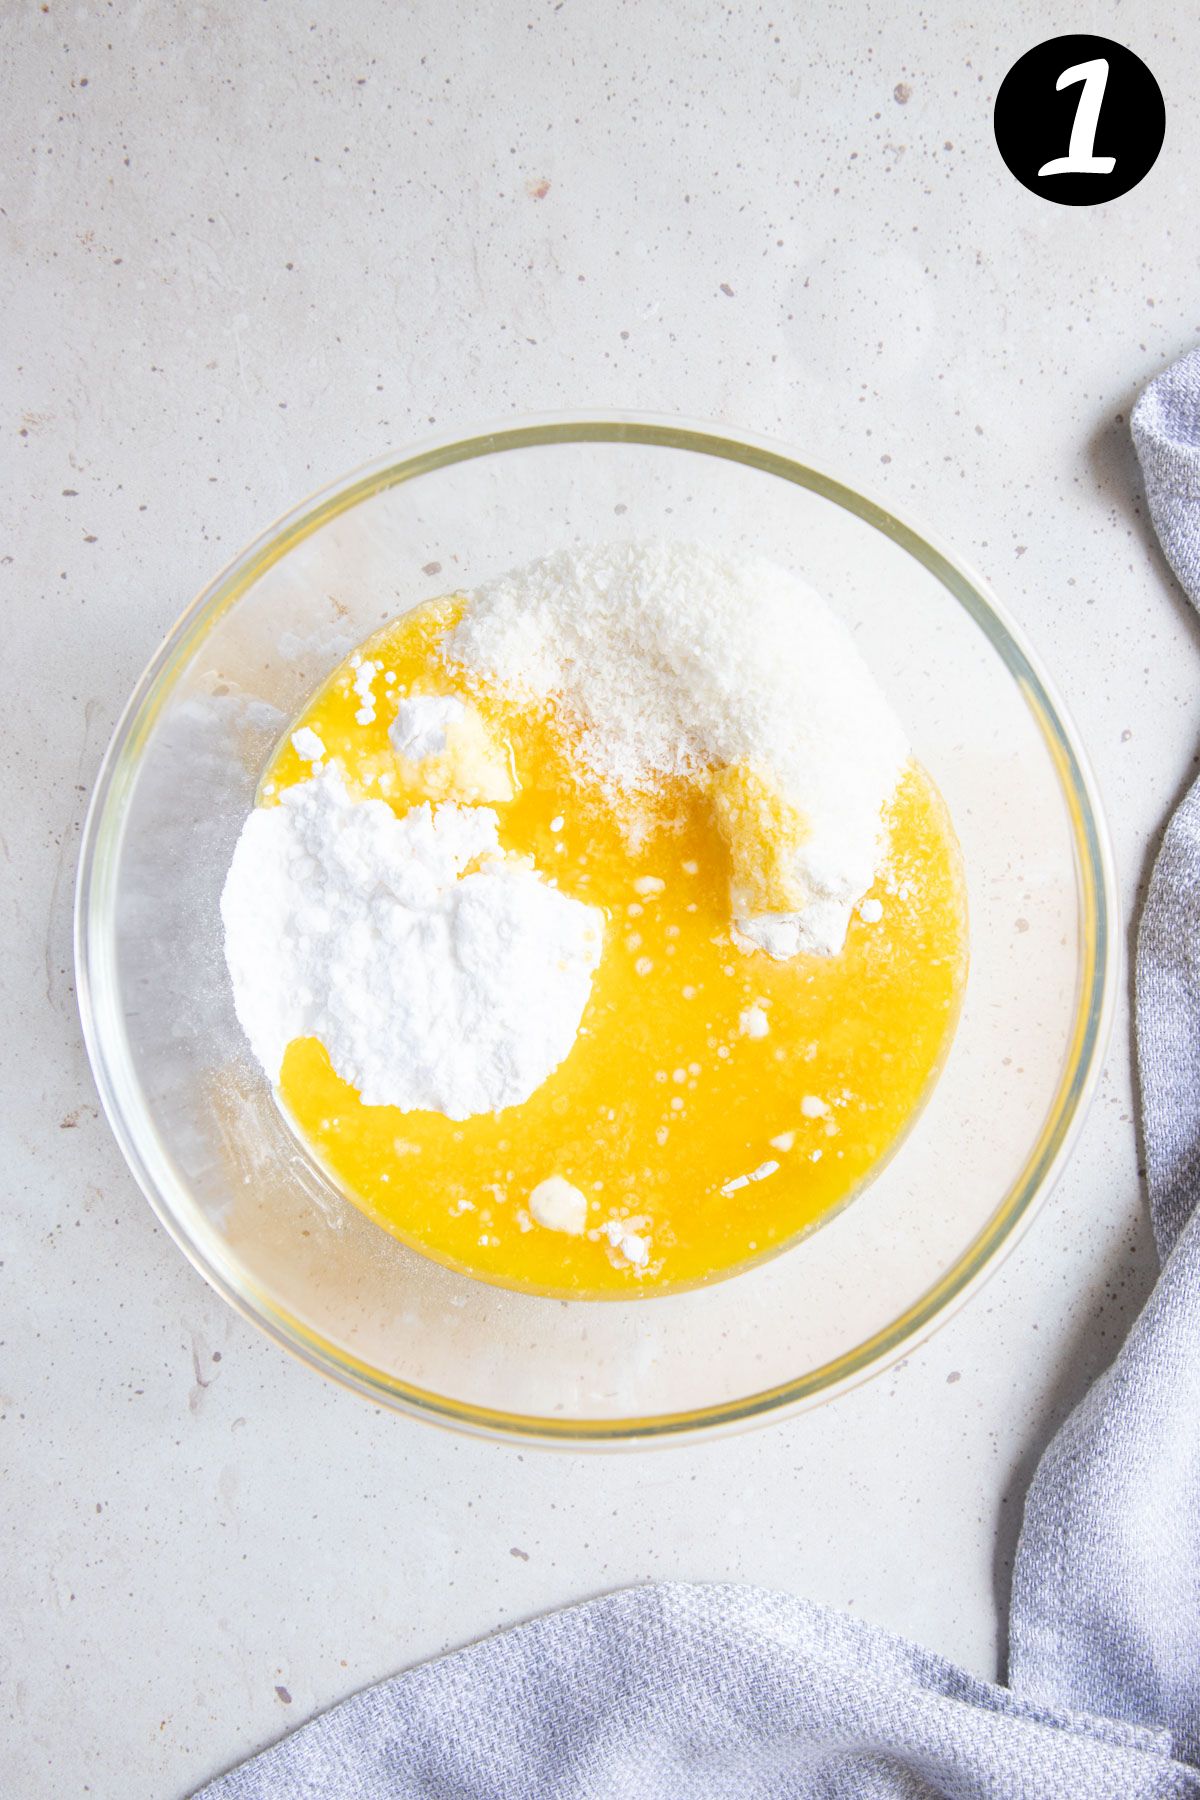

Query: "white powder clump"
left=739, top=1005, right=770, bottom=1039
left=528, top=1175, right=588, bottom=1236
left=389, top=693, right=467, bottom=761
left=290, top=726, right=326, bottom=763
left=450, top=542, right=908, bottom=959
left=602, top=1220, right=650, bottom=1267
left=352, top=657, right=380, bottom=725
left=220, top=765, right=603, bottom=1119
left=387, top=690, right=513, bottom=804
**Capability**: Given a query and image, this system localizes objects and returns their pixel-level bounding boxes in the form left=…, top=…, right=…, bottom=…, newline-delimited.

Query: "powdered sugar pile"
left=221, top=765, right=602, bottom=1118
left=449, top=540, right=908, bottom=957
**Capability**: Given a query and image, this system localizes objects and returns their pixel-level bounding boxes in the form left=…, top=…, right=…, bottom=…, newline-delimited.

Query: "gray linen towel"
left=196, top=350, right=1200, bottom=1799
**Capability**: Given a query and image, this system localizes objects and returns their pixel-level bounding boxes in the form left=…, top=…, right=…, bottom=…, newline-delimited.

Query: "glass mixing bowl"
left=76, top=417, right=1118, bottom=1445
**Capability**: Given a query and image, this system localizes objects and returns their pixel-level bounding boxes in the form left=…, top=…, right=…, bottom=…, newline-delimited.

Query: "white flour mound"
left=221, top=765, right=603, bottom=1118
left=450, top=540, right=909, bottom=957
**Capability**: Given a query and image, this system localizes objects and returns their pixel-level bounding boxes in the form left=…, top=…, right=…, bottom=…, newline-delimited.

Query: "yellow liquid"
left=264, top=600, right=967, bottom=1297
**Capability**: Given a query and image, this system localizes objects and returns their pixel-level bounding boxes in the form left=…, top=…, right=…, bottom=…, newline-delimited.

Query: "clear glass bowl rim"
left=75, top=412, right=1120, bottom=1448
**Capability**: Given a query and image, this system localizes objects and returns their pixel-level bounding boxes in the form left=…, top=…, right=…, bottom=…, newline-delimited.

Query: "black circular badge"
left=994, top=35, right=1164, bottom=205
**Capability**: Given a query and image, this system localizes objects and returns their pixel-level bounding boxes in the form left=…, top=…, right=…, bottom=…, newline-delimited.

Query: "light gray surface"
left=2, top=4, right=1198, bottom=1796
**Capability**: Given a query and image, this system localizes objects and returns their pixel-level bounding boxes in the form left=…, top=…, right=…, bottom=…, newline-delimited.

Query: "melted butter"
left=264, top=599, right=968, bottom=1297
left=710, top=758, right=811, bottom=915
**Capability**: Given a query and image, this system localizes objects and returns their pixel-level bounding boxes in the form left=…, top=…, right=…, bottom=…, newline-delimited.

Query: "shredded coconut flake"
left=720, top=1159, right=781, bottom=1197
left=450, top=541, right=908, bottom=957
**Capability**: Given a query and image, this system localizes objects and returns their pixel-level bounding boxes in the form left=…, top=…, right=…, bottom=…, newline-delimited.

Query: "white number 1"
left=1037, top=58, right=1117, bottom=177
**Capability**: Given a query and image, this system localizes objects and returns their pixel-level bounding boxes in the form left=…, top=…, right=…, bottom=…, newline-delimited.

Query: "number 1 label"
left=1038, top=58, right=1117, bottom=177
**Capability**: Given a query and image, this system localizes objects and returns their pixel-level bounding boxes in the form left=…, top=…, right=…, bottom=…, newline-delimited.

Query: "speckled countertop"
left=4, top=3, right=1198, bottom=1795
